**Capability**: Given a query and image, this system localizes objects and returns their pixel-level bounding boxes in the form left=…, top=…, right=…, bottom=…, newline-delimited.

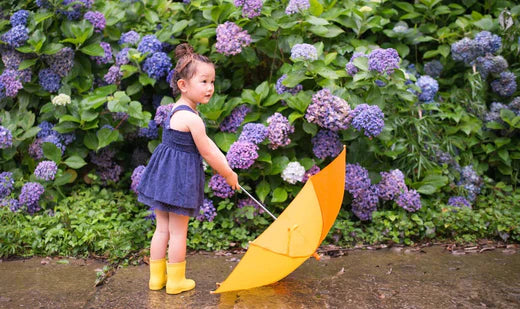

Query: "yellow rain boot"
left=149, top=258, right=167, bottom=290
left=166, top=261, right=195, bottom=294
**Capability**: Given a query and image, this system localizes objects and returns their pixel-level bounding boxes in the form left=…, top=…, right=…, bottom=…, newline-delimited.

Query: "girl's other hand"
left=225, top=172, right=239, bottom=190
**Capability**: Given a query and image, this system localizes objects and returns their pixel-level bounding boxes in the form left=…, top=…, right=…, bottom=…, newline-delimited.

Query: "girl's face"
left=181, top=62, right=215, bottom=105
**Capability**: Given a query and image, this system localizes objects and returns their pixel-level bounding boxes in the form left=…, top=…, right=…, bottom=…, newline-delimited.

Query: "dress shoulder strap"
left=171, top=105, right=197, bottom=115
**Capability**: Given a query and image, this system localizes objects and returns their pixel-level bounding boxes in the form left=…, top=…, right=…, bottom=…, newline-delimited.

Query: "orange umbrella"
left=212, top=146, right=346, bottom=293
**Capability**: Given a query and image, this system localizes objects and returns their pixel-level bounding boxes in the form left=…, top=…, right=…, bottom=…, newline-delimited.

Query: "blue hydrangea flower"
left=10, top=10, right=29, bottom=27
left=90, top=148, right=116, bottom=168
left=285, top=0, right=310, bottom=15
left=98, top=164, right=122, bottom=184
left=59, top=0, right=93, bottom=20
left=266, top=112, right=294, bottom=149
left=345, top=163, right=371, bottom=199
left=130, top=165, right=145, bottom=194
left=351, top=185, right=379, bottom=221
left=395, top=188, right=421, bottom=212
left=104, top=65, right=122, bottom=84
left=137, top=120, right=159, bottom=139
left=0, top=171, right=14, bottom=198
left=276, top=74, right=303, bottom=95
left=423, top=60, right=443, bottom=78
left=115, top=47, right=130, bottom=66
left=119, top=31, right=140, bottom=45
left=491, top=71, right=517, bottom=97
left=0, top=126, right=13, bottom=149
left=474, top=31, right=501, bottom=54
left=448, top=196, right=471, bottom=208
left=36, top=0, right=52, bottom=8
left=368, top=48, right=400, bottom=75
left=306, top=88, right=351, bottom=131
left=1, top=48, right=24, bottom=69
left=311, top=130, right=342, bottom=160
left=451, top=37, right=480, bottom=65
left=291, top=43, right=318, bottom=61
left=1, top=25, right=29, bottom=48
left=93, top=42, right=113, bottom=65
left=154, top=104, right=174, bottom=127
left=84, top=11, right=105, bottom=32
left=196, top=198, right=217, bottom=221
left=345, top=52, right=366, bottom=76
left=42, top=47, right=75, bottom=78
left=142, top=52, right=172, bottom=80
left=0, top=69, right=23, bottom=97
left=209, top=174, right=235, bottom=198
left=38, top=69, right=61, bottom=93
left=234, top=0, right=263, bottom=18
left=416, top=75, right=439, bottom=102
left=137, top=35, right=162, bottom=54
left=238, top=123, right=268, bottom=144
left=219, top=105, right=251, bottom=133
left=226, top=141, right=259, bottom=169
left=1, top=198, right=20, bottom=212
left=18, top=182, right=45, bottom=214
left=34, top=160, right=58, bottom=181
left=509, top=97, right=520, bottom=115
left=347, top=104, right=385, bottom=138
left=377, top=169, right=406, bottom=201
left=474, top=55, right=508, bottom=79
left=216, top=22, right=251, bottom=56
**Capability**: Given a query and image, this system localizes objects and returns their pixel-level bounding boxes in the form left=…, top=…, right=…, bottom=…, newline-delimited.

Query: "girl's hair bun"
left=175, top=43, right=194, bottom=60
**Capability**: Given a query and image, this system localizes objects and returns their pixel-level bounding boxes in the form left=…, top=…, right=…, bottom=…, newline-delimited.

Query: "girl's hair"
left=170, top=43, right=213, bottom=95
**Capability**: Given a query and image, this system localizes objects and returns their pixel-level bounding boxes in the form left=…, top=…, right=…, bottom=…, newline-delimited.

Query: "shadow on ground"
left=1, top=246, right=519, bottom=308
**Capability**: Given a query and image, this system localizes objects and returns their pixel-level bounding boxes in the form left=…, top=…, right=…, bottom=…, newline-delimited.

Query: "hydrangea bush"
left=0, top=0, right=519, bottom=247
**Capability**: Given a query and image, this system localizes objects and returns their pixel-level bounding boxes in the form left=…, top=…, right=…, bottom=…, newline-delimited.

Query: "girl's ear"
left=177, top=79, right=187, bottom=93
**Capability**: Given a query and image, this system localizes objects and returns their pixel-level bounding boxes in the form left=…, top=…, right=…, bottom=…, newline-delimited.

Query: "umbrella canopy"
left=212, top=147, right=346, bottom=293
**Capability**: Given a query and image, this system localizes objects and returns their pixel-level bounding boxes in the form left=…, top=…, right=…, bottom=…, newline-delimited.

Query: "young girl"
left=137, top=43, right=238, bottom=294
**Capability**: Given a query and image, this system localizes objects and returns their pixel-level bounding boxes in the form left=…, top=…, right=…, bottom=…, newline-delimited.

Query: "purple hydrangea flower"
left=266, top=112, right=294, bottom=149
left=345, top=52, right=366, bottom=75
left=137, top=35, right=162, bottom=54
left=306, top=88, right=351, bottom=131
left=448, top=196, right=471, bottom=208
left=377, top=169, right=406, bottom=201
left=10, top=10, right=29, bottom=27
left=375, top=80, right=386, bottom=87
left=311, top=130, right=342, bottom=160
left=1, top=198, right=20, bottom=212
left=226, top=141, right=259, bottom=169
left=368, top=48, right=400, bottom=75
left=130, top=165, right=145, bottom=194
left=416, top=75, right=439, bottom=102
left=0, top=172, right=14, bottom=198
left=395, top=188, right=421, bottom=212
left=84, top=11, right=106, bottom=32
left=345, top=163, right=371, bottom=198
left=196, top=198, right=217, bottom=221
left=0, top=126, right=13, bottom=149
left=219, top=105, right=251, bottom=133
left=209, top=174, right=235, bottom=198
left=237, top=197, right=264, bottom=215
left=457, top=165, right=482, bottom=202
left=1, top=25, right=29, bottom=48
left=275, top=74, right=303, bottom=95
left=18, top=182, right=45, bottom=214
left=119, top=30, right=140, bottom=45
left=28, top=139, right=44, bottom=160
left=234, top=0, right=263, bottom=18
left=38, top=68, right=61, bottom=93
left=34, top=160, right=58, bottom=181
left=423, top=60, right=443, bottom=78
left=42, top=47, right=75, bottom=78
left=216, top=21, right=252, bottom=56
left=291, top=43, right=318, bottom=61
left=302, top=165, right=320, bottom=183
left=282, top=161, right=305, bottom=184
left=351, top=185, right=379, bottom=221
left=41, top=134, right=65, bottom=153
left=238, top=123, right=268, bottom=144
left=509, top=97, right=520, bottom=115
left=98, top=164, right=122, bottom=184
left=93, top=42, right=113, bottom=65
left=142, top=52, right=172, bottom=80
left=59, top=0, right=93, bottom=20
left=104, top=65, right=122, bottom=84
left=474, top=55, right=508, bottom=79
left=474, top=31, right=501, bottom=54
left=347, top=104, right=384, bottom=138
left=154, top=104, right=174, bottom=127
left=0, top=69, right=23, bottom=97
left=138, top=120, right=159, bottom=139
left=285, top=0, right=310, bottom=15
left=36, top=0, right=52, bottom=8
left=451, top=37, right=480, bottom=65
left=491, top=71, right=517, bottom=97
left=1, top=48, right=24, bottom=69
left=115, top=47, right=130, bottom=66
left=89, top=148, right=116, bottom=168
left=167, top=69, right=175, bottom=84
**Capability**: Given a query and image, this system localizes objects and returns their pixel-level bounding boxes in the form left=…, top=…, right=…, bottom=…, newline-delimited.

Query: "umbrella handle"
left=238, top=184, right=278, bottom=221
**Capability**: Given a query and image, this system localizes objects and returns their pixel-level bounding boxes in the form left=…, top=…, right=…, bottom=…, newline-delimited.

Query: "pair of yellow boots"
left=149, top=258, right=195, bottom=294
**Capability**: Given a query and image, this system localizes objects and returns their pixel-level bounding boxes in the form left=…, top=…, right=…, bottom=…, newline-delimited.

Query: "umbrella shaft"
left=238, top=185, right=278, bottom=220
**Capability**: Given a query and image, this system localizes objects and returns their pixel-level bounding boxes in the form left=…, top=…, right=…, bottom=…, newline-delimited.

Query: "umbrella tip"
left=312, top=252, right=321, bottom=261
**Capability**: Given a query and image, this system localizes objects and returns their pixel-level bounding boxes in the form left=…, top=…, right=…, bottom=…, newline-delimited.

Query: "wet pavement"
left=1, top=246, right=519, bottom=308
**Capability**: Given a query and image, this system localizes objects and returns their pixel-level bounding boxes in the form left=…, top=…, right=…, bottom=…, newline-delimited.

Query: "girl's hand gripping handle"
left=223, top=171, right=239, bottom=190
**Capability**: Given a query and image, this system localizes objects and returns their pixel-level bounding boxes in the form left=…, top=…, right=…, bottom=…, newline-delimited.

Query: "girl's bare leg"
left=150, top=209, right=169, bottom=260
left=168, top=212, right=190, bottom=263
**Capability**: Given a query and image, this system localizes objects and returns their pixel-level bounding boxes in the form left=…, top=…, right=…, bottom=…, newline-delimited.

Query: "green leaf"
left=306, top=16, right=329, bottom=26
left=260, top=17, right=279, bottom=31
left=18, top=58, right=38, bottom=70
left=80, top=43, right=105, bottom=56
left=193, top=27, right=216, bottom=39
left=269, top=156, right=289, bottom=175
left=414, top=174, right=448, bottom=195
left=271, top=188, right=288, bottom=203
left=171, top=20, right=189, bottom=35
left=59, top=115, right=81, bottom=123
left=302, top=121, right=317, bottom=135
left=473, top=16, right=494, bottom=30
left=494, top=137, right=511, bottom=148
left=255, top=180, right=270, bottom=203
left=41, top=43, right=64, bottom=55
left=139, top=73, right=156, bottom=86
left=19, top=127, right=41, bottom=140
left=284, top=70, right=312, bottom=87
left=83, top=133, right=98, bottom=150
left=63, top=155, right=87, bottom=169
left=97, top=128, right=119, bottom=150
left=54, top=173, right=73, bottom=186
left=498, top=149, right=511, bottom=166
left=255, top=81, right=269, bottom=101
left=309, top=0, right=324, bottom=16
left=42, top=142, right=62, bottom=163
left=214, top=132, right=237, bottom=152
left=144, top=9, right=159, bottom=23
